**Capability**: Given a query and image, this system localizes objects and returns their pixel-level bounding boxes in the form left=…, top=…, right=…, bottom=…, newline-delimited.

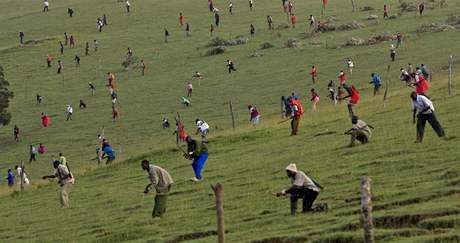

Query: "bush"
left=276, top=23, right=290, bottom=29
left=338, top=21, right=364, bottom=30
left=284, top=38, right=301, bottom=48
left=204, top=46, right=226, bottom=56
left=400, top=2, right=417, bottom=12
left=248, top=52, right=263, bottom=58
left=207, top=37, right=247, bottom=47
left=417, top=23, right=455, bottom=32
left=260, top=42, right=274, bottom=49
left=361, top=6, right=375, bottom=11
left=447, top=15, right=460, bottom=27
left=367, top=15, right=379, bottom=20
left=316, top=23, right=336, bottom=33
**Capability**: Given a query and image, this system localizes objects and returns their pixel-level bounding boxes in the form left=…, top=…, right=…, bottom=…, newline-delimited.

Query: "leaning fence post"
left=350, top=0, right=356, bottom=12
left=229, top=101, right=236, bottom=130
left=449, top=55, right=453, bottom=95
left=20, top=160, right=24, bottom=192
left=361, top=176, right=374, bottom=243
left=211, top=183, right=225, bottom=243
left=383, top=64, right=391, bottom=107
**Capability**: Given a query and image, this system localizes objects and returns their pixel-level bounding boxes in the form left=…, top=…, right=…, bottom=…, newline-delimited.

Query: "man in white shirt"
left=125, top=0, right=131, bottom=13
left=347, top=59, right=354, bottom=74
left=195, top=119, right=209, bottom=138
left=43, top=0, right=49, bottom=12
left=277, top=163, right=321, bottom=215
left=411, top=92, right=445, bottom=143
left=66, top=105, right=73, bottom=121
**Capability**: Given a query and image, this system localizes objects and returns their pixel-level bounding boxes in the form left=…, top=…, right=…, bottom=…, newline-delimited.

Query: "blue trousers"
left=192, top=152, right=208, bottom=179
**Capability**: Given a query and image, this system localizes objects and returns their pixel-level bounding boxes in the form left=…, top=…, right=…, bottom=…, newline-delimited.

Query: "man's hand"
left=42, top=176, right=48, bottom=180
left=144, top=187, right=149, bottom=194
left=276, top=189, right=286, bottom=197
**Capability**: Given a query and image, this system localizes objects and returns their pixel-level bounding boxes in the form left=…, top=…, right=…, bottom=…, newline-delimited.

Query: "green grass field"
left=1, top=0, right=460, bottom=242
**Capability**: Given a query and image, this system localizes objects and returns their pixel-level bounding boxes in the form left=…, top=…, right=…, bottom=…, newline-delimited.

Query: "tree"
left=0, top=66, right=14, bottom=126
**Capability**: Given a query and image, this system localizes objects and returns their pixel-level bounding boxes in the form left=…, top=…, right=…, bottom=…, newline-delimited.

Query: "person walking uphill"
left=411, top=92, right=445, bottom=143
left=289, top=97, right=304, bottom=135
left=344, top=116, right=374, bottom=147
left=276, top=163, right=321, bottom=215
left=142, top=160, right=173, bottom=219
left=370, top=73, right=382, bottom=95
left=42, top=160, right=75, bottom=208
left=341, top=84, right=360, bottom=117
left=185, top=136, right=209, bottom=182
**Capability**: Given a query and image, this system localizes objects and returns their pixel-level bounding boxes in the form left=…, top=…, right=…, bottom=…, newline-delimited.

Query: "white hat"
left=285, top=163, right=298, bottom=173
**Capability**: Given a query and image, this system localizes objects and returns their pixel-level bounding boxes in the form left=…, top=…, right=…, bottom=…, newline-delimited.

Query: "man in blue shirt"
left=102, top=139, right=116, bottom=164
left=370, top=73, right=382, bottom=96
left=7, top=169, right=15, bottom=187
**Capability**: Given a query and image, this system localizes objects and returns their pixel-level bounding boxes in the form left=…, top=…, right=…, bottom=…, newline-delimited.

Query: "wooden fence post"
left=383, top=64, right=391, bottom=107
left=361, top=176, right=374, bottom=243
left=229, top=101, right=235, bottom=130
left=350, top=0, right=356, bottom=12
left=449, top=55, right=453, bottom=95
left=211, top=183, right=225, bottom=243
left=20, top=160, right=24, bottom=192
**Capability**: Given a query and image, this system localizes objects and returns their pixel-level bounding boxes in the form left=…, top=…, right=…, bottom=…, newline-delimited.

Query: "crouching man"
left=344, top=115, right=373, bottom=147
left=277, top=163, right=321, bottom=215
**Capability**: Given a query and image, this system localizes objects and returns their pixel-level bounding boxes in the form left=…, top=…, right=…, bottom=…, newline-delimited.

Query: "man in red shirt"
left=179, top=12, right=184, bottom=26
left=290, top=14, right=297, bottom=28
left=310, top=66, right=317, bottom=84
left=41, top=113, right=50, bottom=127
left=341, top=84, right=360, bottom=117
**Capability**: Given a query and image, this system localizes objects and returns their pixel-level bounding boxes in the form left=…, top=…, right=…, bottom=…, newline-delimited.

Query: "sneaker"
left=190, top=177, right=202, bottom=182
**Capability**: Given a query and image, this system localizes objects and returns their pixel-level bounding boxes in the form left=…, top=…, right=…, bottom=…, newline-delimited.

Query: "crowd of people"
left=2, top=0, right=450, bottom=220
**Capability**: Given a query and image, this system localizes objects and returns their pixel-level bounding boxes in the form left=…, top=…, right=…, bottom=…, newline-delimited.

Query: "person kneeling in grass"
left=277, top=163, right=322, bottom=215
left=344, top=115, right=373, bottom=147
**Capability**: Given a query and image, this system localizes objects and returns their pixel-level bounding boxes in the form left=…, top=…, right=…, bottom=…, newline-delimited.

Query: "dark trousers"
left=153, top=185, right=171, bottom=218
left=417, top=112, right=445, bottom=141
left=290, top=187, right=318, bottom=215
left=291, top=116, right=300, bottom=135
left=350, top=129, right=369, bottom=146
left=29, top=154, right=36, bottom=163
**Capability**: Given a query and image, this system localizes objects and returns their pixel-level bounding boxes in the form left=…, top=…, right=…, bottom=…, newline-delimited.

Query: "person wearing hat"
left=42, top=160, right=74, bottom=208
left=141, top=160, right=173, bottom=219
left=344, top=115, right=373, bottom=147
left=277, top=163, right=321, bottom=215
left=195, top=119, right=210, bottom=138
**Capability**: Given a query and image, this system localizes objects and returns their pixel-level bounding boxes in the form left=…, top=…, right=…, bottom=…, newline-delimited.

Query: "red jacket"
left=349, top=86, right=360, bottom=104
left=415, top=75, right=429, bottom=94
left=41, top=115, right=50, bottom=127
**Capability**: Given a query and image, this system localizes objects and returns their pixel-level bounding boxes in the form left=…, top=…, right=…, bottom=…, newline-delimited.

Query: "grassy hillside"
left=0, top=0, right=459, bottom=242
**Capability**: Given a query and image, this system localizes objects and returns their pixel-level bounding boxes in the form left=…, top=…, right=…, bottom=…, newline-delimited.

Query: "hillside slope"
left=0, top=0, right=459, bottom=242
